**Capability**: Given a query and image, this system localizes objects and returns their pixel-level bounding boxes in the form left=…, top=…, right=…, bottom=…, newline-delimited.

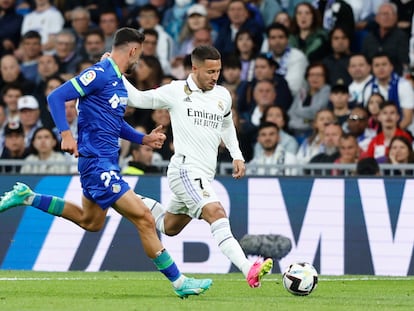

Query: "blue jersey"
left=70, top=58, right=128, bottom=158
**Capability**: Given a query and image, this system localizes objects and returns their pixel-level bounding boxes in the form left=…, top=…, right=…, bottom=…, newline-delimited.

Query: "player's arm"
left=48, top=81, right=79, bottom=132
left=221, top=109, right=245, bottom=179
left=120, top=121, right=166, bottom=149
left=122, top=76, right=157, bottom=109
left=47, top=81, right=80, bottom=156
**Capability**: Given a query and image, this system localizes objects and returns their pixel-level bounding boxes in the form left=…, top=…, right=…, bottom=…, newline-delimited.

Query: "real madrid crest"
left=184, top=84, right=192, bottom=96
left=184, top=84, right=192, bottom=102
left=217, top=101, right=224, bottom=111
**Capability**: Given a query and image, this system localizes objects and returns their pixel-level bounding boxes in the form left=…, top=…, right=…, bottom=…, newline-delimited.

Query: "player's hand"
left=60, top=130, right=79, bottom=157
left=100, top=52, right=111, bottom=61
left=142, top=125, right=166, bottom=149
left=232, top=159, right=245, bottom=179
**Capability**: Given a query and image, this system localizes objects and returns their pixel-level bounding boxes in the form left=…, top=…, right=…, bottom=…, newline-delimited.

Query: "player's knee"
left=82, top=221, right=104, bottom=232
left=164, top=227, right=181, bottom=236
left=137, top=208, right=157, bottom=229
left=202, top=203, right=227, bottom=222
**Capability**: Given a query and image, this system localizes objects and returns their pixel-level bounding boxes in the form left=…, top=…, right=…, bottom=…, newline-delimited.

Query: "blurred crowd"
left=1, top=0, right=414, bottom=176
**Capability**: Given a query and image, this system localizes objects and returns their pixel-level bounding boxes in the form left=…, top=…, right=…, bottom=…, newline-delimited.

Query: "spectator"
left=310, top=121, right=343, bottom=161
left=362, top=2, right=409, bottom=75
left=355, top=156, right=381, bottom=175
left=20, top=0, right=64, bottom=54
left=141, top=28, right=172, bottom=76
left=238, top=54, right=292, bottom=116
left=408, top=6, right=414, bottom=67
left=176, top=4, right=216, bottom=57
left=240, top=79, right=277, bottom=137
left=0, top=103, right=5, bottom=153
left=329, top=83, right=351, bottom=127
left=288, top=62, right=331, bottom=141
left=308, top=121, right=343, bottom=175
left=54, top=29, right=83, bottom=80
left=256, top=54, right=292, bottom=110
left=220, top=54, right=245, bottom=96
left=263, top=23, right=309, bottom=97
left=0, top=121, right=29, bottom=173
left=20, top=126, right=68, bottom=174
left=18, top=30, right=42, bottom=83
left=126, top=55, right=164, bottom=129
left=246, top=121, right=297, bottom=175
left=273, top=11, right=292, bottom=30
left=133, top=4, right=175, bottom=77
left=173, top=27, right=214, bottom=79
left=75, top=58, right=94, bottom=74
left=121, top=142, right=161, bottom=175
left=346, top=0, right=383, bottom=31
left=38, top=74, right=65, bottom=129
left=162, top=0, right=193, bottom=44
left=362, top=52, right=414, bottom=130
left=0, top=54, right=35, bottom=94
left=366, top=92, right=385, bottom=133
left=132, top=54, right=164, bottom=91
left=384, top=135, right=414, bottom=175
left=317, top=0, right=355, bottom=40
left=98, top=10, right=119, bottom=52
left=363, top=101, right=412, bottom=163
left=346, top=106, right=377, bottom=153
left=17, top=94, right=42, bottom=147
left=295, top=107, right=336, bottom=164
left=68, top=6, right=94, bottom=56
left=62, top=1, right=124, bottom=26
left=253, top=0, right=285, bottom=28
left=82, top=28, right=106, bottom=64
left=32, top=54, right=60, bottom=113
left=347, top=53, right=372, bottom=106
left=322, top=26, right=353, bottom=86
left=331, top=133, right=360, bottom=176
left=391, top=0, right=414, bottom=35
left=1, top=82, right=22, bottom=124
left=233, top=29, right=260, bottom=82
left=255, top=105, right=299, bottom=155
left=214, top=0, right=264, bottom=56
left=0, top=0, right=23, bottom=56
left=289, top=2, right=328, bottom=63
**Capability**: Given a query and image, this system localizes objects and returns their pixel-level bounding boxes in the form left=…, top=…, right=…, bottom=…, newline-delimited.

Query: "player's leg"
left=114, top=189, right=212, bottom=298
left=0, top=182, right=108, bottom=231
left=139, top=193, right=192, bottom=236
left=201, top=201, right=273, bottom=288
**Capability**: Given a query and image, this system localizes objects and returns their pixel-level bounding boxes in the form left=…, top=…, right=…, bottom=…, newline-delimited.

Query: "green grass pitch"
left=0, top=271, right=412, bottom=311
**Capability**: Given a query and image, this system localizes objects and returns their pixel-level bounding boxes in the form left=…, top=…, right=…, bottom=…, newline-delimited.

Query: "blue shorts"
left=78, top=156, right=130, bottom=209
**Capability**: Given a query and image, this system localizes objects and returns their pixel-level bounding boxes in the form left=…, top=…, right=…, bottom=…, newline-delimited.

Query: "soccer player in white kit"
left=124, top=45, right=273, bottom=288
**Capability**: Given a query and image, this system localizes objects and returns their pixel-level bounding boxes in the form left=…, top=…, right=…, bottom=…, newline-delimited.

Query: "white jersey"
left=124, top=74, right=244, bottom=179
left=21, top=7, right=64, bottom=45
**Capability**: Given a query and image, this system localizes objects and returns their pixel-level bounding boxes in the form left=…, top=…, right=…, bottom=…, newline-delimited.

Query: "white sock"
left=172, top=274, right=186, bottom=289
left=211, top=218, right=252, bottom=277
left=141, top=196, right=165, bottom=234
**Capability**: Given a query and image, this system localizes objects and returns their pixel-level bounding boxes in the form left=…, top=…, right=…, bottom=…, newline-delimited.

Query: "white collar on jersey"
left=186, top=74, right=204, bottom=93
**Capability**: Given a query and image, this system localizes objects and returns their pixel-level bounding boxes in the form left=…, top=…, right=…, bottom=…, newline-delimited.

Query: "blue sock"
left=153, top=249, right=181, bottom=282
left=32, top=194, right=65, bottom=216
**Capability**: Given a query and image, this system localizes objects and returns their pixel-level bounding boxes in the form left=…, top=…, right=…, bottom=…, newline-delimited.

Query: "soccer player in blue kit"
left=0, top=27, right=212, bottom=298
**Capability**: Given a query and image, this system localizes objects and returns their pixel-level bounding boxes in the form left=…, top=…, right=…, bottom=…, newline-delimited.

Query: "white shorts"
left=167, top=160, right=219, bottom=219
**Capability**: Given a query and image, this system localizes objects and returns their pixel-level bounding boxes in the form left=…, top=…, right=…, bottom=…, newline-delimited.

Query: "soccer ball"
left=282, top=262, right=318, bottom=296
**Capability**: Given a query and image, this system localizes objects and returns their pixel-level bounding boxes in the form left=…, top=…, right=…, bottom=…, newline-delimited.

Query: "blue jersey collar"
left=108, top=57, right=122, bottom=78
